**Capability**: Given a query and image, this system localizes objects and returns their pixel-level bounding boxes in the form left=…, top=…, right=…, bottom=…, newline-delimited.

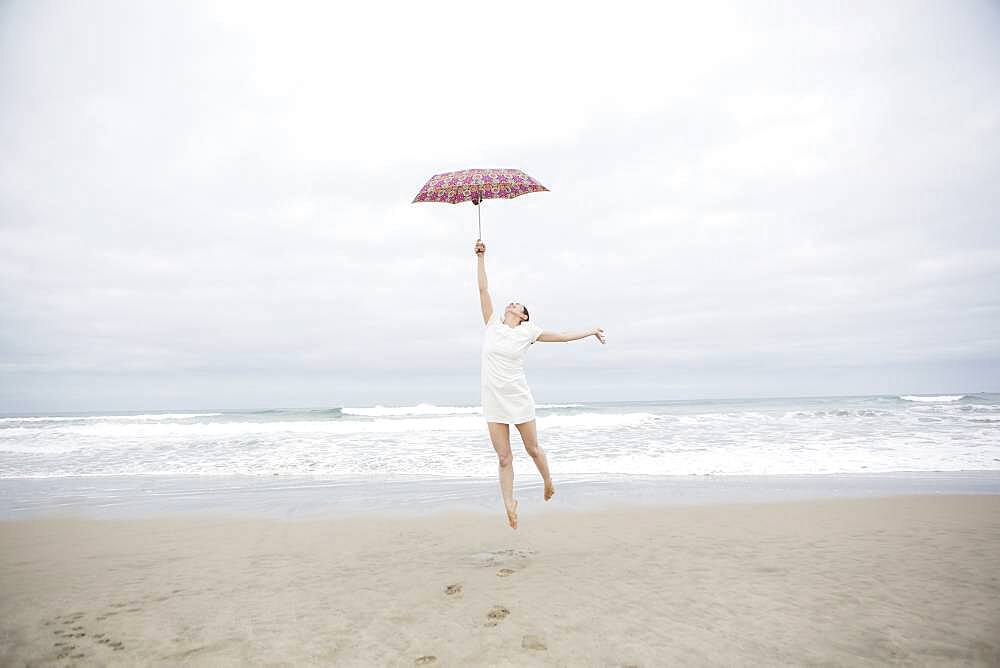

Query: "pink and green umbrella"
left=412, top=168, right=548, bottom=238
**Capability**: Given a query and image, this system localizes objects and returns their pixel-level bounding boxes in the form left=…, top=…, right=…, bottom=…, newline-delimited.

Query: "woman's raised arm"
left=475, top=239, right=493, bottom=325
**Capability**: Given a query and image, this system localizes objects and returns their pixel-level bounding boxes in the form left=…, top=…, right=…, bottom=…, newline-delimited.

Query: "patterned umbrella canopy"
left=412, top=168, right=548, bottom=237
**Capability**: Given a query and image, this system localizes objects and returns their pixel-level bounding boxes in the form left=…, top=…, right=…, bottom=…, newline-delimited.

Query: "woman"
left=475, top=238, right=606, bottom=529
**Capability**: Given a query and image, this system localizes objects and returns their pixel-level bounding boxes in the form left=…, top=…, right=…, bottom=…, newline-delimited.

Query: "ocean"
left=3, top=393, right=999, bottom=479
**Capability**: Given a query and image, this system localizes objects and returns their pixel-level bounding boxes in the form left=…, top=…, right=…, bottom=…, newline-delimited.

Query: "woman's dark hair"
left=522, top=305, right=530, bottom=321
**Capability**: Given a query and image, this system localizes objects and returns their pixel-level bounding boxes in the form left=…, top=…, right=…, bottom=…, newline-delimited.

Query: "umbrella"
left=412, top=168, right=548, bottom=238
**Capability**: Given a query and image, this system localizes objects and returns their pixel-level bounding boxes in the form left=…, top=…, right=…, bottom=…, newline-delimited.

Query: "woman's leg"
left=514, top=420, right=555, bottom=501
left=487, top=421, right=518, bottom=528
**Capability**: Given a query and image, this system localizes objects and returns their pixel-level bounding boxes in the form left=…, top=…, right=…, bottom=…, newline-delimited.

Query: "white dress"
left=481, top=308, right=544, bottom=424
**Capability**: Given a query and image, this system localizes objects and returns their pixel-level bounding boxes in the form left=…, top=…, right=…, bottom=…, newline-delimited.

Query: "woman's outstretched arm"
left=475, top=239, right=493, bottom=325
left=537, top=328, right=606, bottom=344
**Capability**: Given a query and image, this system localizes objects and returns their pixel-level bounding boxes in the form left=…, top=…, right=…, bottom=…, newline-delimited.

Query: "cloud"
left=1, top=0, right=999, bottom=411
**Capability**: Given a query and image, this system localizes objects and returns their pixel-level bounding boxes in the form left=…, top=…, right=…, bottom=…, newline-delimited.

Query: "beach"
left=2, top=395, right=999, bottom=664
left=2, top=494, right=999, bottom=666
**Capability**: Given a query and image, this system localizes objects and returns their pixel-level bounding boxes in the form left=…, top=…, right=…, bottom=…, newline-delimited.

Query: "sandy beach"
left=1, top=494, right=999, bottom=666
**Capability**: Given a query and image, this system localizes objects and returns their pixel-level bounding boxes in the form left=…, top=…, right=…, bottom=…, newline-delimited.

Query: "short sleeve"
left=523, top=321, right=543, bottom=344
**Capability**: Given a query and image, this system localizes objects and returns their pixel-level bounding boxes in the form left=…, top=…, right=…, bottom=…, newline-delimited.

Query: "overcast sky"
left=2, top=1, right=999, bottom=413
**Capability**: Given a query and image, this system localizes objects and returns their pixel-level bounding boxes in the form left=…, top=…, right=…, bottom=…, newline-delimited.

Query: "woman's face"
left=506, top=302, right=526, bottom=320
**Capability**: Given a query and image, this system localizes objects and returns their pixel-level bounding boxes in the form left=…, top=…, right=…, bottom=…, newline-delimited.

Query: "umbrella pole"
left=477, top=200, right=482, bottom=239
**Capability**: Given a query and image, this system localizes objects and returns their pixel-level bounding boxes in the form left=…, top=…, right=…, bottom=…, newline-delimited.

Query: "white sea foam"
left=0, top=412, right=656, bottom=454
left=341, top=403, right=481, bottom=417
left=899, top=395, right=965, bottom=403
left=539, top=412, right=655, bottom=428
left=2, top=396, right=998, bottom=478
left=340, top=402, right=584, bottom=417
left=0, top=412, right=223, bottom=424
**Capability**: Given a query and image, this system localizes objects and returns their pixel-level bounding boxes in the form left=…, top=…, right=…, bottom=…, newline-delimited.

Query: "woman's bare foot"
left=544, top=481, right=555, bottom=501
left=505, top=500, right=518, bottom=529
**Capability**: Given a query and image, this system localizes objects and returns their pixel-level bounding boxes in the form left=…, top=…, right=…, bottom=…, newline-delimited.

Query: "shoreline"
left=2, top=470, right=1000, bottom=521
left=2, top=494, right=998, bottom=665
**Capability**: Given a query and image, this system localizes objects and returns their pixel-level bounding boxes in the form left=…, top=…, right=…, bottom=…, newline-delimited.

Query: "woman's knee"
left=497, top=450, right=513, bottom=468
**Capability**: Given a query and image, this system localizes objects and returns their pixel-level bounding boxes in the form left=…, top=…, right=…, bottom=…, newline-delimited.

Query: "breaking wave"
left=899, top=395, right=965, bottom=403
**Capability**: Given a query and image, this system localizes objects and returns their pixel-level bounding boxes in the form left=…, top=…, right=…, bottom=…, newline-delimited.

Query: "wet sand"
left=1, top=495, right=999, bottom=665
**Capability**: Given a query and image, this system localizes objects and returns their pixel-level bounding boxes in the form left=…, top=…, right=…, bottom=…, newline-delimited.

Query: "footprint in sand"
left=485, top=606, right=510, bottom=626
left=496, top=568, right=515, bottom=578
left=54, top=646, right=77, bottom=660
left=414, top=656, right=437, bottom=665
left=468, top=548, right=537, bottom=568
left=522, top=635, right=547, bottom=651
left=444, top=583, right=462, bottom=596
